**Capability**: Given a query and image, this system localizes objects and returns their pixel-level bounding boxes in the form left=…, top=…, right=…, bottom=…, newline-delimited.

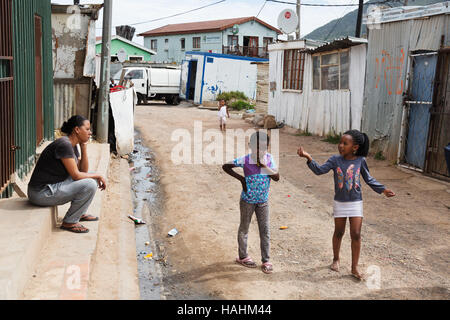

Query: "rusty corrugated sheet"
left=53, top=83, right=75, bottom=129
left=0, top=0, right=14, bottom=195
left=53, top=81, right=92, bottom=129
left=362, top=12, right=450, bottom=161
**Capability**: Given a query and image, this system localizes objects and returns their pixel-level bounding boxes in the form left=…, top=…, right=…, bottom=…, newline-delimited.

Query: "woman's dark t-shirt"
left=29, top=136, right=79, bottom=188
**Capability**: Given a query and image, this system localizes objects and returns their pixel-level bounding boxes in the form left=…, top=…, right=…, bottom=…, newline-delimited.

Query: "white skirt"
left=333, top=200, right=363, bottom=218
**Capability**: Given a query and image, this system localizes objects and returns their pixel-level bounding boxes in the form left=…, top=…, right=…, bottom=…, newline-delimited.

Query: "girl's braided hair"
left=344, top=129, right=369, bottom=157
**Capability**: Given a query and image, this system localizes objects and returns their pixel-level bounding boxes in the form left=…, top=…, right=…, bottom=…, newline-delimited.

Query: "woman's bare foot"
left=351, top=267, right=365, bottom=280
left=330, top=259, right=340, bottom=272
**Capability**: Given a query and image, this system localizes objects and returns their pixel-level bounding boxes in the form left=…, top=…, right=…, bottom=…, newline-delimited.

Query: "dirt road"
left=134, top=102, right=450, bottom=300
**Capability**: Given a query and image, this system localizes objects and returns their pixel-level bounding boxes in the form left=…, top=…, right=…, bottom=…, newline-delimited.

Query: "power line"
left=323, top=3, right=356, bottom=40
left=257, top=0, right=268, bottom=17
left=267, top=0, right=393, bottom=6
left=125, top=0, right=227, bottom=27
left=267, top=0, right=361, bottom=6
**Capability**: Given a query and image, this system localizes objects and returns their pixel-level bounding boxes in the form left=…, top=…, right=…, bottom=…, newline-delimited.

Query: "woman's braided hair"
left=344, top=129, right=369, bottom=157
left=61, top=115, right=87, bottom=135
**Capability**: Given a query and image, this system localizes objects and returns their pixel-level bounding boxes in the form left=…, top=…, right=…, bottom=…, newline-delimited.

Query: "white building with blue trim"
left=180, top=51, right=268, bottom=105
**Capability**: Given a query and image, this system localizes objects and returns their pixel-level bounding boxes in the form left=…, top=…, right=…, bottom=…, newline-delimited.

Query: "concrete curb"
left=118, top=158, right=140, bottom=299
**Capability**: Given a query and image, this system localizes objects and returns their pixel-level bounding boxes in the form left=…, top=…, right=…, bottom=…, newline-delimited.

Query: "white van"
left=118, top=66, right=181, bottom=105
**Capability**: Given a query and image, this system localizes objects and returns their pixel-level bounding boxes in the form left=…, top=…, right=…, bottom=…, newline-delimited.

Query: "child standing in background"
left=297, top=129, right=395, bottom=280
left=223, top=131, right=279, bottom=274
left=218, top=99, right=230, bottom=132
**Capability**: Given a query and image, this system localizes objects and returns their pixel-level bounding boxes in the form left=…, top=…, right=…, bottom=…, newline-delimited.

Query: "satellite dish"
left=117, top=48, right=127, bottom=63
left=277, top=9, right=298, bottom=34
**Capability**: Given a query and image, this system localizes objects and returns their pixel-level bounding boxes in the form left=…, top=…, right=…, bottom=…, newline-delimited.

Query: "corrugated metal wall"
left=12, top=0, right=54, bottom=178
left=0, top=0, right=14, bottom=196
left=362, top=14, right=450, bottom=161
left=268, top=45, right=366, bottom=136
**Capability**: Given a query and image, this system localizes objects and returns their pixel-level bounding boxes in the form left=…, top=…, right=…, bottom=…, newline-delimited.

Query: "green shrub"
left=374, top=151, right=386, bottom=161
left=322, top=134, right=341, bottom=144
left=230, top=100, right=254, bottom=111
left=217, top=91, right=248, bottom=102
left=295, top=130, right=312, bottom=136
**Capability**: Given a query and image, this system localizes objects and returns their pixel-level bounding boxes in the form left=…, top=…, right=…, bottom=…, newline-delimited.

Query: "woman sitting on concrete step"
left=28, top=115, right=106, bottom=233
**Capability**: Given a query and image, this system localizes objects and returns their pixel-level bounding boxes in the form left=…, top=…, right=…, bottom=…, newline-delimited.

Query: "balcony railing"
left=222, top=45, right=268, bottom=59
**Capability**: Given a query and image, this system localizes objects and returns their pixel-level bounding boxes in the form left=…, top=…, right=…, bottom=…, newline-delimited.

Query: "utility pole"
left=97, top=0, right=112, bottom=143
left=355, top=0, right=364, bottom=37
left=296, top=0, right=301, bottom=40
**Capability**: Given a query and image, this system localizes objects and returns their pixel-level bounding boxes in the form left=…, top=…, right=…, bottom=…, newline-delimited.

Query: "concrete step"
left=5, top=143, right=111, bottom=300
left=0, top=199, right=56, bottom=299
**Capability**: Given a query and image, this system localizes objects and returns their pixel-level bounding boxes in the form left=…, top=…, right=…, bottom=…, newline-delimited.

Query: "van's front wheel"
left=137, top=93, right=147, bottom=105
left=165, top=95, right=180, bottom=105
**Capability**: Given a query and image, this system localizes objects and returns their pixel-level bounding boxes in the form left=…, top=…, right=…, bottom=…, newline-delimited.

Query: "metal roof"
left=96, top=35, right=156, bottom=55
left=364, top=1, right=450, bottom=26
left=308, top=36, right=368, bottom=54
left=51, top=4, right=103, bottom=19
left=138, top=16, right=282, bottom=37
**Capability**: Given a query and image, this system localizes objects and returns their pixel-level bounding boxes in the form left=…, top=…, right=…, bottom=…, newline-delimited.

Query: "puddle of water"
left=129, top=131, right=164, bottom=300
left=129, top=130, right=213, bottom=300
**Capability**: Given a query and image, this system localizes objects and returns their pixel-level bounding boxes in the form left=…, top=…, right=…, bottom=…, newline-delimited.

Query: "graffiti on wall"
left=375, top=48, right=405, bottom=95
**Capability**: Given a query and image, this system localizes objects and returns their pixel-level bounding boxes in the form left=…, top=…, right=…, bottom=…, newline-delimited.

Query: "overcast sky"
left=51, top=0, right=365, bottom=44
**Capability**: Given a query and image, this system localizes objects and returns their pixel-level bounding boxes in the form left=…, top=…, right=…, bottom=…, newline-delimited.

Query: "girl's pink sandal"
left=235, top=256, right=257, bottom=268
left=261, top=262, right=273, bottom=274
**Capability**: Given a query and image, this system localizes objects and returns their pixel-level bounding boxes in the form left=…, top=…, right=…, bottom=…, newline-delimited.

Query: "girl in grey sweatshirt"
left=298, top=129, right=395, bottom=280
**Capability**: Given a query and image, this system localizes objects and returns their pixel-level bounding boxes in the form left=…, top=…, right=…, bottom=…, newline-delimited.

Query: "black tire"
left=137, top=93, right=146, bottom=105
left=172, top=95, right=180, bottom=105
left=165, top=95, right=179, bottom=105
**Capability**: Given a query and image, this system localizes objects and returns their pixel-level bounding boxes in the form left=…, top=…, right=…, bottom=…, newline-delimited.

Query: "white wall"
left=187, top=53, right=258, bottom=104
left=268, top=44, right=366, bottom=136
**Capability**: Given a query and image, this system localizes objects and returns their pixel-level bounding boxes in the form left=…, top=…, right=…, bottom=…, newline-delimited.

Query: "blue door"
left=405, top=54, right=438, bottom=169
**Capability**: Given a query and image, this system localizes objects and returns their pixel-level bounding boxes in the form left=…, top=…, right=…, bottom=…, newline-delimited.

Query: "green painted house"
left=96, top=35, right=156, bottom=62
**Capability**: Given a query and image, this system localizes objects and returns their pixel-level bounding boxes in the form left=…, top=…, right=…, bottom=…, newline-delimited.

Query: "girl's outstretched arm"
left=361, top=158, right=395, bottom=197
left=298, top=147, right=336, bottom=175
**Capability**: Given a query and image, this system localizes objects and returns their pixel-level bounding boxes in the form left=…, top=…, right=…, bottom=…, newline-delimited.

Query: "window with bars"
left=283, top=49, right=306, bottom=91
left=193, top=37, right=201, bottom=49
left=313, top=49, right=349, bottom=90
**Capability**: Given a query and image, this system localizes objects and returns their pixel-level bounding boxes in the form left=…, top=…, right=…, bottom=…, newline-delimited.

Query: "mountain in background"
left=304, top=0, right=446, bottom=41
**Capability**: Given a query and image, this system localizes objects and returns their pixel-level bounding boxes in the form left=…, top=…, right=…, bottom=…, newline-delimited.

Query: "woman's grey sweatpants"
left=238, top=199, right=270, bottom=263
left=28, top=177, right=98, bottom=224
